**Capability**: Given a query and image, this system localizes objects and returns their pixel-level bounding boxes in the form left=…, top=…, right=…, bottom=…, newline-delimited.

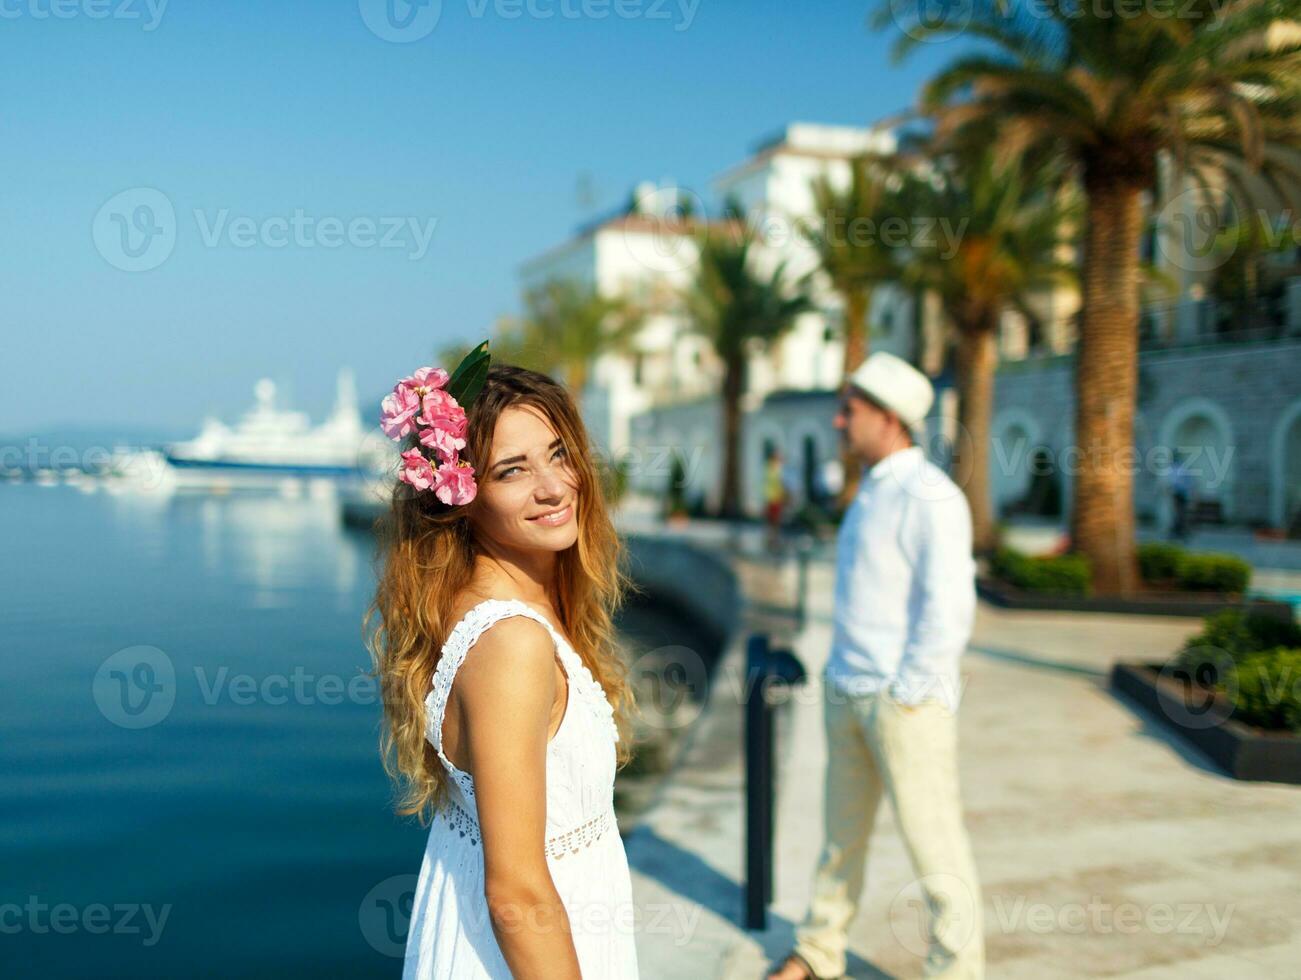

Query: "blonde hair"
left=365, top=363, right=632, bottom=822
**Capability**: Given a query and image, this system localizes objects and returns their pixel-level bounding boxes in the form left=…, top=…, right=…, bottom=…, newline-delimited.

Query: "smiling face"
left=469, top=404, right=580, bottom=554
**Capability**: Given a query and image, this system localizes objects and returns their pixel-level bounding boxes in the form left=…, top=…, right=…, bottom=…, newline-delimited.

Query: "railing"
left=1139, top=290, right=1300, bottom=351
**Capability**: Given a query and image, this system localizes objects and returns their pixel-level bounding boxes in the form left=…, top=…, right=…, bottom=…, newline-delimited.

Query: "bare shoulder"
left=454, top=613, right=558, bottom=704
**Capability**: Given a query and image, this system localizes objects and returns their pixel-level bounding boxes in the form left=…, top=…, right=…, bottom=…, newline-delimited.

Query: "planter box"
left=978, top=578, right=1293, bottom=619
left=1110, top=662, right=1301, bottom=784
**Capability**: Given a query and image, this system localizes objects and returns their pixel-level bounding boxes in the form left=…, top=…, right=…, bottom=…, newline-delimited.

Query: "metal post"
left=795, top=538, right=811, bottom=631
left=744, top=633, right=773, bottom=930
left=744, top=635, right=808, bottom=930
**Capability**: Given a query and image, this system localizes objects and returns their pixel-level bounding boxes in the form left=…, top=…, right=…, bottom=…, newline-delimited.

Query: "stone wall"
left=992, top=337, right=1301, bottom=528
left=623, top=533, right=741, bottom=645
left=626, top=337, right=1301, bottom=530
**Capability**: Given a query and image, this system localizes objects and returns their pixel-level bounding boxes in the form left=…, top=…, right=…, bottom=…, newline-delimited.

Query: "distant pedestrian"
left=764, top=449, right=788, bottom=551
left=768, top=352, right=984, bottom=980
left=1167, top=452, right=1195, bottom=541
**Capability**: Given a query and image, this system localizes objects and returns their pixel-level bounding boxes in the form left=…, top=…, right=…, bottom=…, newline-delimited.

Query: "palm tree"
left=686, top=222, right=812, bottom=518
left=512, top=278, right=645, bottom=406
left=878, top=1, right=1301, bottom=592
left=805, top=156, right=903, bottom=374
left=894, top=145, right=1080, bottom=550
left=804, top=155, right=907, bottom=501
left=436, top=318, right=550, bottom=379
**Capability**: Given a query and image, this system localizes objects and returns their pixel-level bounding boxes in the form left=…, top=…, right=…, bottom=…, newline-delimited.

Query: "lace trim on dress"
left=443, top=797, right=481, bottom=846
left=440, top=800, right=614, bottom=859
left=543, top=809, right=616, bottom=860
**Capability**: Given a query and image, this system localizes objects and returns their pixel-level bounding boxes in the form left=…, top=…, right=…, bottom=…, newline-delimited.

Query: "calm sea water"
left=0, top=484, right=690, bottom=978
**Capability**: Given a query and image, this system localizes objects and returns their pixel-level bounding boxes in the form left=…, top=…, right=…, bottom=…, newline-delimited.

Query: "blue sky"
left=1, top=0, right=962, bottom=435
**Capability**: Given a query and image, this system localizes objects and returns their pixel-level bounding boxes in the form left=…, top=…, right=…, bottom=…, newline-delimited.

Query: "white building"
left=520, top=123, right=935, bottom=455
left=520, top=120, right=1301, bottom=528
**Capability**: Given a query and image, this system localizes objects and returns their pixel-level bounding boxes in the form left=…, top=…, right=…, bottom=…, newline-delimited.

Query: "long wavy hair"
left=366, top=363, right=632, bottom=822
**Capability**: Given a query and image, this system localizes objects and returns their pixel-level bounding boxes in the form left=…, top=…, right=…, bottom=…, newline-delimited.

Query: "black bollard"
left=743, top=634, right=807, bottom=930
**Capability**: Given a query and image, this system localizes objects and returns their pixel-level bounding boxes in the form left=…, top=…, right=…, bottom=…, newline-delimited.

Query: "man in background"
left=1167, top=451, right=1195, bottom=541
left=769, top=352, right=984, bottom=980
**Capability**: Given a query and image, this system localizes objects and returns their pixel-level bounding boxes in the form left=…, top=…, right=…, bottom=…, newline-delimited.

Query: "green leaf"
left=446, top=340, right=491, bottom=407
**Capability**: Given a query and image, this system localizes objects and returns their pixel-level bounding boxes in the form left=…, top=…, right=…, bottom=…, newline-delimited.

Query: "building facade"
left=521, top=121, right=1301, bottom=531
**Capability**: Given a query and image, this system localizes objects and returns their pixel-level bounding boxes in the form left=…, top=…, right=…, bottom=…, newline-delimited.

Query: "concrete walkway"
left=626, top=557, right=1301, bottom=979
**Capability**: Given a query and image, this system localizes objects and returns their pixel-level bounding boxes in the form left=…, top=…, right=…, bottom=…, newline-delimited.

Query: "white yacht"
left=159, top=371, right=391, bottom=491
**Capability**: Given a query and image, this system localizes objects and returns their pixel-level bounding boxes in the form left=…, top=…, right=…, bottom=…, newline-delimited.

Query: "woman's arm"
left=455, top=616, right=582, bottom=979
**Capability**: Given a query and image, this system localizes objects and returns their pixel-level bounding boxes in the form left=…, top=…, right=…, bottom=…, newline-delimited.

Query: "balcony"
left=1140, top=278, right=1301, bottom=351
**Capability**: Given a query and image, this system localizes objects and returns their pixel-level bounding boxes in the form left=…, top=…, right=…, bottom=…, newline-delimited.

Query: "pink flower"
left=384, top=361, right=477, bottom=505
left=418, top=424, right=465, bottom=464
left=397, top=448, right=436, bottom=491
left=433, top=460, right=477, bottom=506
left=417, top=389, right=466, bottom=429
left=380, top=384, right=421, bottom=440
left=401, top=366, right=449, bottom=394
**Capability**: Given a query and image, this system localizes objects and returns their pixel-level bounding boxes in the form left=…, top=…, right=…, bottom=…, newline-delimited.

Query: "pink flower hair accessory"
left=380, top=341, right=491, bottom=506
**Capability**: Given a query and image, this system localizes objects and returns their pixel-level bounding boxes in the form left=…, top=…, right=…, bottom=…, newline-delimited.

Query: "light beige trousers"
left=793, top=684, right=984, bottom=979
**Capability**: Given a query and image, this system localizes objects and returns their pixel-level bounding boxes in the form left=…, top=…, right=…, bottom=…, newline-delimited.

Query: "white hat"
left=846, top=352, right=934, bottom=430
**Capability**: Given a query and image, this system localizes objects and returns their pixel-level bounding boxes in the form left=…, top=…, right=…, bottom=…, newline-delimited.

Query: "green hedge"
left=1177, top=553, right=1252, bottom=593
left=1136, top=543, right=1252, bottom=594
left=1234, top=648, right=1301, bottom=732
left=1137, top=542, right=1185, bottom=582
left=1176, top=609, right=1301, bottom=669
left=991, top=547, right=1092, bottom=596
left=1173, top=611, right=1301, bottom=732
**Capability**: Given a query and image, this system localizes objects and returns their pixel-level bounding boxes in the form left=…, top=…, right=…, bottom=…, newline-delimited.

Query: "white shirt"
left=824, top=446, right=976, bottom=711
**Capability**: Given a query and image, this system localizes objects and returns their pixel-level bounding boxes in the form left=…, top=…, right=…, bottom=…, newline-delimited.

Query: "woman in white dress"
left=368, top=353, right=640, bottom=979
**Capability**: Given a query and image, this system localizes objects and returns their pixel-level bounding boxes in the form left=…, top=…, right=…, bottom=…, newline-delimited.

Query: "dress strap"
left=425, top=598, right=569, bottom=781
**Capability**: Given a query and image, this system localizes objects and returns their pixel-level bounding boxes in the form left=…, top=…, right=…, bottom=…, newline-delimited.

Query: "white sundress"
left=403, top=598, right=640, bottom=979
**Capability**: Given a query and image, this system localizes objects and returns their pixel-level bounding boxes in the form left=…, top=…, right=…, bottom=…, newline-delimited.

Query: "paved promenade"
left=626, top=551, right=1301, bottom=979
